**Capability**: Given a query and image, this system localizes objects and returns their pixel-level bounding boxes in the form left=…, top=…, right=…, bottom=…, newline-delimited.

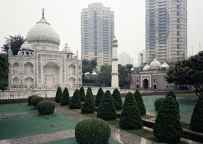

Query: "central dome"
left=26, top=14, right=60, bottom=45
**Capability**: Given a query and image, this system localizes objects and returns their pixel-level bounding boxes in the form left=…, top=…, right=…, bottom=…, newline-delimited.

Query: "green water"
left=143, top=95, right=197, bottom=124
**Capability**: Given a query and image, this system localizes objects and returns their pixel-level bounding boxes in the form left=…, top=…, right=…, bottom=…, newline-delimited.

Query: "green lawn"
left=46, top=138, right=120, bottom=144
left=0, top=111, right=78, bottom=140
left=0, top=103, right=32, bottom=114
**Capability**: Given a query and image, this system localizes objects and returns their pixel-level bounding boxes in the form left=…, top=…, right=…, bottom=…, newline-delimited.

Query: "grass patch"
left=0, top=112, right=78, bottom=140
left=46, top=138, right=120, bottom=144
left=0, top=103, right=32, bottom=114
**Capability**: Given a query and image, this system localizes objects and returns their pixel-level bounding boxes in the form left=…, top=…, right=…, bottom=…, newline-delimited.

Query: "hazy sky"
left=0, top=0, right=203, bottom=65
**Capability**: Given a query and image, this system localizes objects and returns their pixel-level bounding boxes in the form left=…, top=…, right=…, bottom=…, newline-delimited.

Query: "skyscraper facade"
left=81, top=3, right=114, bottom=66
left=146, top=0, right=187, bottom=63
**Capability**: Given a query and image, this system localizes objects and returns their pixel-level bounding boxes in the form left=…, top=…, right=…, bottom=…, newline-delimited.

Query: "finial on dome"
left=42, top=8, right=45, bottom=19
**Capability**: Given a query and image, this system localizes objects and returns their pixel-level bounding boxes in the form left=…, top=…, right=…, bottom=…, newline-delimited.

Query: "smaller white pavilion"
left=130, top=59, right=169, bottom=90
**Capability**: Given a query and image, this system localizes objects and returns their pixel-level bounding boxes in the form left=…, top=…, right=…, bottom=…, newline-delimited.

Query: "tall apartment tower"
left=146, top=0, right=187, bottom=63
left=81, top=3, right=114, bottom=66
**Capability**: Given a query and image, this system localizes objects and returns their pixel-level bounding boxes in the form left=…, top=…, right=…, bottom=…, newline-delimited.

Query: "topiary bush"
left=97, top=90, right=117, bottom=120
left=95, top=88, right=104, bottom=107
left=154, top=96, right=182, bottom=143
left=134, top=90, right=146, bottom=116
left=112, top=88, right=122, bottom=110
left=119, top=92, right=143, bottom=130
left=190, top=96, right=203, bottom=133
left=28, top=95, right=38, bottom=106
left=81, top=87, right=95, bottom=114
left=75, top=118, right=111, bottom=144
left=60, top=87, right=69, bottom=105
left=30, top=96, right=44, bottom=107
left=37, top=100, right=56, bottom=115
left=69, top=89, right=81, bottom=109
left=166, top=90, right=176, bottom=99
left=79, top=87, right=86, bottom=102
left=55, top=87, right=62, bottom=103
left=154, top=98, right=165, bottom=113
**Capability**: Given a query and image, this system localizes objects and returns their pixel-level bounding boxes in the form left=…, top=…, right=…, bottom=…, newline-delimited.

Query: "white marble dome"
left=26, top=16, right=60, bottom=45
left=20, top=42, right=33, bottom=50
left=150, top=58, right=161, bottom=70
left=143, top=64, right=150, bottom=71
left=161, top=62, right=169, bottom=69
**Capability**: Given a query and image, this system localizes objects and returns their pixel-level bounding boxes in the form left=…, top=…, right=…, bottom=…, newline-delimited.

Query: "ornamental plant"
left=154, top=96, right=182, bottom=143
left=95, top=88, right=104, bottom=107
left=60, top=87, right=69, bottom=105
left=75, top=118, right=111, bottom=144
left=134, top=90, right=146, bottom=116
left=112, top=88, right=122, bottom=110
left=81, top=87, right=95, bottom=114
left=37, top=100, right=56, bottom=115
left=79, top=87, right=85, bottom=102
left=190, top=96, right=203, bottom=133
left=97, top=90, right=117, bottom=120
left=119, top=92, right=143, bottom=130
left=69, top=89, right=81, bottom=109
left=55, top=87, right=62, bottom=103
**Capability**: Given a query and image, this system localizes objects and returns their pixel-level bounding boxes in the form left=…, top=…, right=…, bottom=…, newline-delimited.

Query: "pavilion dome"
left=143, top=64, right=150, bottom=71
left=26, top=12, right=60, bottom=46
left=150, top=58, right=161, bottom=70
left=20, top=42, right=33, bottom=50
left=161, top=62, right=170, bottom=69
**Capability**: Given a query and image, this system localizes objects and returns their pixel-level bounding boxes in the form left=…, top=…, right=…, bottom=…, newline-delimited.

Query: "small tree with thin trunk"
left=134, top=90, right=146, bottom=116
left=60, top=87, right=69, bottom=105
left=112, top=88, right=122, bottom=110
left=81, top=87, right=95, bottom=114
left=190, top=95, right=203, bottom=133
left=97, top=91, right=116, bottom=120
left=95, top=88, right=104, bottom=107
left=154, top=96, right=182, bottom=143
left=69, top=89, right=81, bottom=109
left=119, top=92, right=143, bottom=130
left=79, top=87, right=85, bottom=102
left=55, top=87, right=62, bottom=103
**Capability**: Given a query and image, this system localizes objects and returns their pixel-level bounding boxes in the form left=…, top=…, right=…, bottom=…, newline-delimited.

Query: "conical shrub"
left=190, top=96, right=203, bottom=133
left=112, top=88, right=122, bottom=110
left=79, top=87, right=85, bottom=102
left=154, top=96, right=182, bottom=143
left=60, top=87, right=69, bottom=105
left=69, top=89, right=81, bottom=109
left=119, top=92, right=143, bottom=130
left=81, top=87, right=95, bottom=114
left=55, top=87, right=62, bottom=103
left=134, top=90, right=146, bottom=116
left=97, top=91, right=117, bottom=120
left=95, top=88, right=104, bottom=107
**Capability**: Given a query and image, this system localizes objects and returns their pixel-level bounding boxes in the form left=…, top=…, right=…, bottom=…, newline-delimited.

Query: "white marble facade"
left=8, top=12, right=82, bottom=90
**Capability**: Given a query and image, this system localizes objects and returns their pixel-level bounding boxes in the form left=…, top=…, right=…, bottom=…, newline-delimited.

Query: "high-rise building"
left=81, top=3, right=114, bottom=66
left=146, top=0, right=187, bottom=63
left=119, top=52, right=134, bottom=66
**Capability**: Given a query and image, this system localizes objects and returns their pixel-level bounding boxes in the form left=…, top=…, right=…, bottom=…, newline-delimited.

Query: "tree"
left=97, top=90, right=117, bottom=120
left=118, top=64, right=132, bottom=89
left=60, top=88, right=69, bottom=105
left=119, top=92, right=143, bottom=130
left=55, top=87, right=62, bottom=103
left=1, top=35, right=25, bottom=55
left=166, top=51, right=203, bottom=96
left=69, top=89, right=81, bottom=109
left=190, top=96, right=203, bottom=133
left=81, top=87, right=95, bottom=113
left=95, top=88, right=104, bottom=107
left=98, top=65, right=112, bottom=87
left=154, top=96, right=182, bottom=143
left=112, top=89, right=122, bottom=110
left=0, top=54, right=8, bottom=90
left=82, top=59, right=97, bottom=73
left=79, top=87, right=85, bottom=101
left=134, top=90, right=146, bottom=116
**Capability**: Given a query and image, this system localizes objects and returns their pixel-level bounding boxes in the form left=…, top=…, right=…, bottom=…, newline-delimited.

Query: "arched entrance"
left=43, top=62, right=60, bottom=89
left=143, top=79, right=149, bottom=89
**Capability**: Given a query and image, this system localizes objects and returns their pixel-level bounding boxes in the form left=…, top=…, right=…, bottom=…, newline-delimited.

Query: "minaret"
left=111, top=36, right=119, bottom=88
